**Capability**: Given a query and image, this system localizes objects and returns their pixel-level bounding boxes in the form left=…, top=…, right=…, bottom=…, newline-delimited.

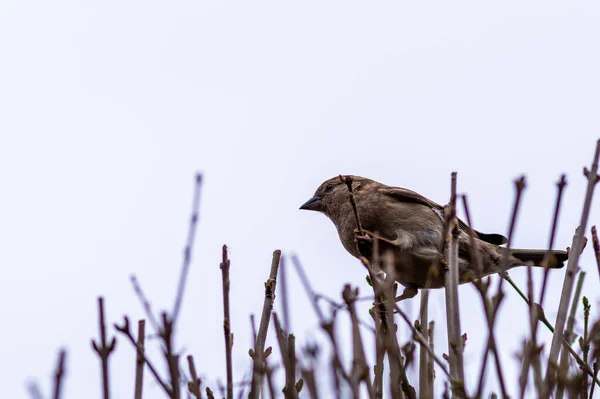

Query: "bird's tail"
left=510, top=249, right=568, bottom=269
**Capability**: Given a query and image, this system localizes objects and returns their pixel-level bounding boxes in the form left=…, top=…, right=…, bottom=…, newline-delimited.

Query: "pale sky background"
left=1, top=1, right=600, bottom=398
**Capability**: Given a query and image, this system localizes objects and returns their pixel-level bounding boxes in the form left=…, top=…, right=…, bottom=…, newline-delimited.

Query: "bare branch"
left=91, top=297, right=116, bottom=399
left=592, top=226, right=600, bottom=281
left=544, top=139, right=600, bottom=395
left=187, top=355, right=202, bottom=399
left=52, top=349, right=67, bottom=399
left=220, top=245, right=233, bottom=399
left=342, top=284, right=374, bottom=398
left=134, top=320, right=146, bottom=399
left=172, top=173, right=203, bottom=325
left=443, top=172, right=465, bottom=394
left=249, top=249, right=281, bottom=399
left=418, top=290, right=431, bottom=399
left=114, top=316, right=172, bottom=396
left=555, top=271, right=585, bottom=399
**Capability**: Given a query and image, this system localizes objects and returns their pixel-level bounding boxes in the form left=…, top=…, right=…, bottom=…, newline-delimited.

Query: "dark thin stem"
left=280, top=255, right=291, bottom=334
left=373, top=318, right=384, bottom=399
left=300, top=367, right=319, bottom=399
left=249, top=249, right=281, bottom=399
left=427, top=322, right=435, bottom=398
left=444, top=172, right=465, bottom=395
left=220, top=245, right=233, bottom=399
left=172, top=173, right=203, bottom=325
left=290, top=255, right=325, bottom=321
left=462, top=194, right=509, bottom=397
left=556, top=271, right=585, bottom=399
left=581, top=297, right=591, bottom=397
left=130, top=275, right=160, bottom=333
left=392, top=303, right=449, bottom=379
left=367, top=255, right=415, bottom=399
left=284, top=335, right=298, bottom=399
left=265, top=360, right=277, bottom=399
left=343, top=285, right=374, bottom=398
left=477, top=177, right=526, bottom=397
left=498, top=176, right=527, bottom=285
left=273, top=313, right=298, bottom=399
left=187, top=355, right=202, bottom=399
left=52, top=349, right=66, bottom=399
left=291, top=254, right=352, bottom=385
left=418, top=290, right=431, bottom=399
left=91, top=297, right=116, bottom=399
left=161, top=313, right=180, bottom=399
left=134, top=320, right=146, bottom=399
left=590, top=362, right=599, bottom=399
left=538, top=174, right=567, bottom=307
left=592, top=226, right=600, bottom=281
left=114, top=316, right=172, bottom=396
left=339, top=175, right=363, bottom=234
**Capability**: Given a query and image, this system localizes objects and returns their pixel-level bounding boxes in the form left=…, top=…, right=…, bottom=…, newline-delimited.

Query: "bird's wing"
left=380, top=187, right=508, bottom=245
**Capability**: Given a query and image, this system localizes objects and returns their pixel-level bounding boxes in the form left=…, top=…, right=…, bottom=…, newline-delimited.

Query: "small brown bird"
left=300, top=175, right=567, bottom=300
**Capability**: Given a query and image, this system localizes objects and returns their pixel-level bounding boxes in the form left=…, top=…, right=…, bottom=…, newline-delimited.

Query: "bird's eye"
left=325, top=183, right=335, bottom=192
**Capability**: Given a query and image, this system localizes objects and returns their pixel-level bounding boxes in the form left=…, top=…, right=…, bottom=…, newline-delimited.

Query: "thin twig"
left=290, top=254, right=351, bottom=388
left=279, top=254, right=291, bottom=335
left=580, top=297, right=591, bottom=397
left=498, top=176, right=527, bottom=285
left=300, top=367, right=319, bottom=399
left=556, top=271, right=586, bottom=399
left=91, top=297, right=116, bottom=399
left=462, top=194, right=509, bottom=397
left=539, top=174, right=568, bottom=307
left=290, top=255, right=325, bottom=321
left=427, top=322, right=435, bottom=398
left=130, top=275, right=160, bottom=333
left=393, top=303, right=450, bottom=379
left=418, top=289, right=431, bottom=399
left=187, top=355, right=202, bottom=399
left=249, top=250, right=281, bottom=399
left=52, top=349, right=67, bottom=399
left=161, top=312, right=180, bottom=399
left=544, top=139, right=600, bottom=396
left=273, top=313, right=299, bottom=399
left=284, top=334, right=299, bottom=398
left=134, top=320, right=146, bottom=399
left=114, top=316, right=172, bottom=396
left=367, top=254, right=415, bottom=399
left=590, top=362, right=599, bottom=399
left=172, top=173, right=203, bottom=325
left=503, top=272, right=600, bottom=386
left=477, top=177, right=526, bottom=398
left=27, top=382, right=43, bottom=399
left=592, top=226, right=600, bottom=281
left=265, top=359, right=277, bottom=399
left=443, top=172, right=465, bottom=395
left=220, top=245, right=233, bottom=399
left=343, top=284, right=374, bottom=398
left=339, top=175, right=363, bottom=234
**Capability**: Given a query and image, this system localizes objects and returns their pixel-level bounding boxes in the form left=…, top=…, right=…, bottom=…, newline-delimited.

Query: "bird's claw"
left=355, top=229, right=400, bottom=247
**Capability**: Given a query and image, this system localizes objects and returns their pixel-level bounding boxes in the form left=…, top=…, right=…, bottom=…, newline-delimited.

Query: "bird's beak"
left=299, top=196, right=323, bottom=211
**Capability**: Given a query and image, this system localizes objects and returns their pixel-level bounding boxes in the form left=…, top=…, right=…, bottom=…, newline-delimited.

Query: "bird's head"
left=299, top=175, right=367, bottom=219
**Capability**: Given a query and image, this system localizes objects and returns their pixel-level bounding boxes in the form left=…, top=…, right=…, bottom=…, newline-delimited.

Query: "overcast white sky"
left=1, top=1, right=600, bottom=398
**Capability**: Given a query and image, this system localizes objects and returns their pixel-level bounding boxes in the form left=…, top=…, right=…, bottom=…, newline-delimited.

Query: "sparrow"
left=300, top=175, right=568, bottom=300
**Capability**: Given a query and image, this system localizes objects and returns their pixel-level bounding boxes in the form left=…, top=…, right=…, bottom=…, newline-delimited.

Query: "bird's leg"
left=394, top=285, right=418, bottom=302
left=354, top=228, right=401, bottom=247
